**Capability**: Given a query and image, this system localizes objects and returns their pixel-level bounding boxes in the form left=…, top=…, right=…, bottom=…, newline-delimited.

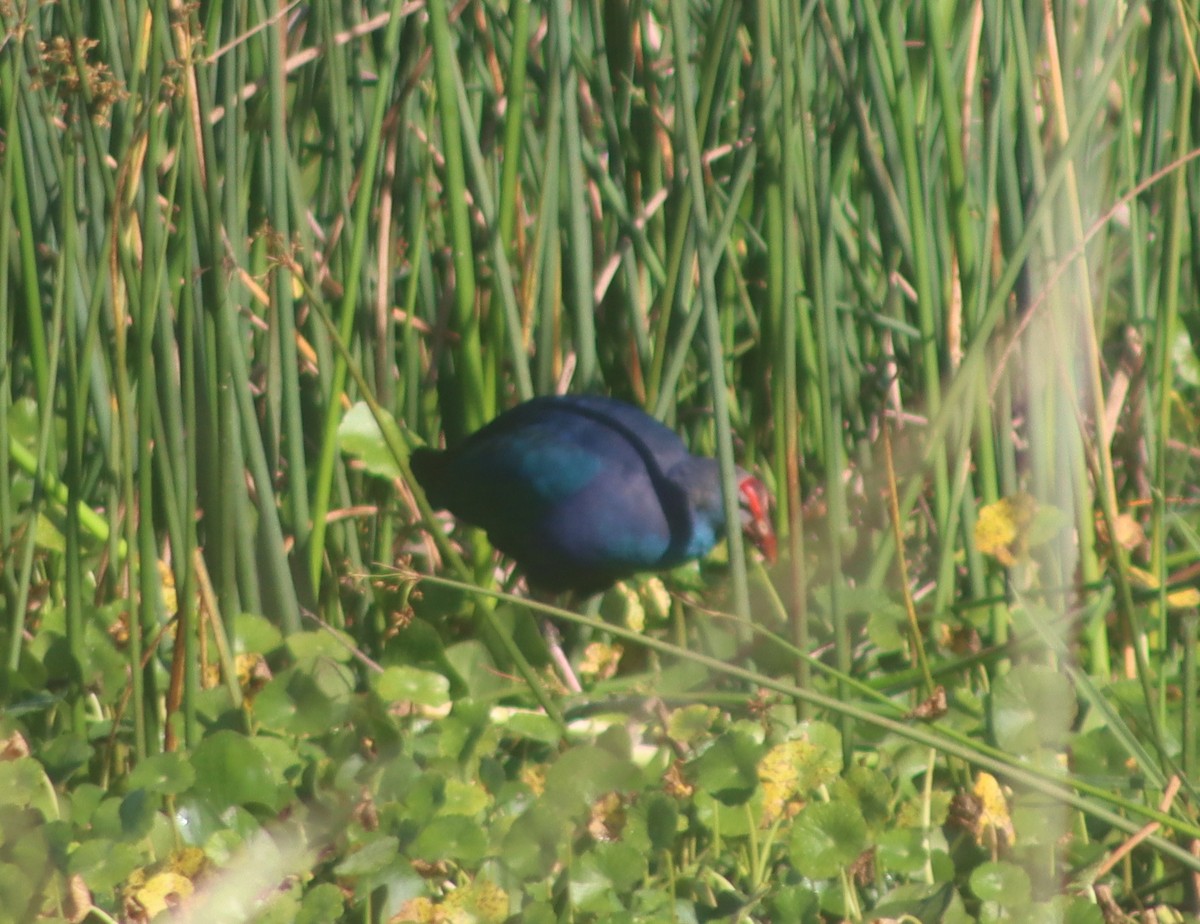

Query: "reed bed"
left=2, top=0, right=1199, bottom=919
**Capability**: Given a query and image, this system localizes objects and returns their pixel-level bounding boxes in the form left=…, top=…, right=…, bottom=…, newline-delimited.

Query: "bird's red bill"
left=738, top=476, right=777, bottom=564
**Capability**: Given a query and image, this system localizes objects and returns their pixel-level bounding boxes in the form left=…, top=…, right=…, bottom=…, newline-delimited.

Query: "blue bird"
left=411, top=395, right=775, bottom=594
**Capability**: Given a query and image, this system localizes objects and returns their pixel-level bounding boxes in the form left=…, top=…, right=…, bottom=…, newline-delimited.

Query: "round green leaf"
left=688, top=731, right=762, bottom=805
left=0, top=805, right=49, bottom=876
left=694, top=789, right=758, bottom=837
left=305, top=658, right=357, bottom=703
left=256, top=664, right=354, bottom=736
left=767, top=885, right=820, bottom=922
left=413, top=815, right=487, bottom=865
left=665, top=704, right=720, bottom=745
left=127, top=752, right=196, bottom=795
left=373, top=665, right=450, bottom=707
left=0, top=758, right=57, bottom=818
left=788, top=721, right=844, bottom=793
left=66, top=783, right=105, bottom=827
left=569, top=853, right=625, bottom=915
left=37, top=734, right=92, bottom=783
left=499, top=709, right=563, bottom=745
left=872, top=883, right=957, bottom=923
left=834, top=764, right=892, bottom=827
left=285, top=628, right=354, bottom=664
left=334, top=834, right=400, bottom=877
left=441, top=778, right=490, bottom=816
left=234, top=612, right=284, bottom=655
left=66, top=839, right=142, bottom=892
left=501, top=802, right=567, bottom=880
left=876, top=827, right=928, bottom=875
left=296, top=882, right=346, bottom=924
left=643, top=793, right=679, bottom=853
left=253, top=736, right=302, bottom=783
left=1063, top=897, right=1106, bottom=924
left=544, top=746, right=639, bottom=814
left=789, top=801, right=868, bottom=880
left=991, top=665, right=1076, bottom=754
left=969, top=860, right=1031, bottom=906
left=593, top=841, right=646, bottom=892
left=190, top=730, right=285, bottom=812
left=338, top=401, right=404, bottom=481
left=0, top=862, right=35, bottom=920
left=118, top=788, right=157, bottom=840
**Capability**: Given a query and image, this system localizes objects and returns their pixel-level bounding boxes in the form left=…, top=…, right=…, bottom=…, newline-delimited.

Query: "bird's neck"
left=666, top=456, right=726, bottom=560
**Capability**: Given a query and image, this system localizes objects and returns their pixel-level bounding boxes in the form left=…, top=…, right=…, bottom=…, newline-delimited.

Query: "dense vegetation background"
left=2, top=0, right=1200, bottom=920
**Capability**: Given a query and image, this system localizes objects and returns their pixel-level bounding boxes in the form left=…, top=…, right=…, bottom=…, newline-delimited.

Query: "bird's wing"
left=544, top=395, right=692, bottom=469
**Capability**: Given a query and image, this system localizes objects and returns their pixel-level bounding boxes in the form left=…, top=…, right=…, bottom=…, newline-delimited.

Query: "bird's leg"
left=526, top=586, right=584, bottom=693
left=539, top=617, right=582, bottom=694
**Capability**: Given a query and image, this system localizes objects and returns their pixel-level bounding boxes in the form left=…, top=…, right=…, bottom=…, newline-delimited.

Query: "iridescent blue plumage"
left=411, top=395, right=775, bottom=594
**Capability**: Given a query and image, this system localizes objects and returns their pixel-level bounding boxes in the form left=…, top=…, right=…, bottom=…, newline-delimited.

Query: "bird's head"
left=737, top=474, right=776, bottom=564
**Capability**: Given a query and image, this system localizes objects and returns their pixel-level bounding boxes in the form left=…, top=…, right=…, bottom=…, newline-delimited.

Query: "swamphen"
left=411, top=395, right=776, bottom=595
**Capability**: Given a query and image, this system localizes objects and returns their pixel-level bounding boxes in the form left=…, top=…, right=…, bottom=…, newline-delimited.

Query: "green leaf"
left=543, top=746, right=639, bottom=814
left=693, top=790, right=758, bottom=837
left=643, top=793, right=679, bottom=852
left=306, top=658, right=357, bottom=701
left=833, top=763, right=892, bottom=828
left=872, top=883, right=957, bottom=923
left=665, top=704, right=720, bottom=745
left=1063, top=897, right=1106, bottom=924
left=37, top=734, right=92, bottom=783
left=443, top=639, right=506, bottom=698
left=333, top=834, right=400, bottom=876
left=296, top=882, right=346, bottom=924
left=375, top=754, right=423, bottom=803
left=688, top=731, right=763, bottom=805
left=372, top=665, right=451, bottom=707
left=787, top=721, right=844, bottom=793
left=0, top=806, right=50, bottom=878
left=190, top=730, right=287, bottom=812
left=0, top=757, right=58, bottom=818
left=34, top=513, right=66, bottom=552
left=441, top=778, right=490, bottom=816
left=252, top=890, right=302, bottom=924
left=789, top=800, right=868, bottom=880
left=0, top=862, right=35, bottom=921
left=66, top=838, right=142, bottom=892
left=338, top=401, right=404, bottom=481
left=7, top=398, right=38, bottom=446
left=593, top=841, right=646, bottom=892
left=518, top=903, right=558, bottom=924
left=569, top=852, right=626, bottom=915
left=767, top=885, right=821, bottom=923
left=235, top=612, right=284, bottom=655
left=969, top=860, right=1031, bottom=906
left=501, top=802, right=565, bottom=880
left=1174, top=329, right=1200, bottom=386
left=413, top=815, right=487, bottom=865
left=991, top=664, right=1076, bottom=754
left=118, top=788, right=158, bottom=839
left=866, top=604, right=908, bottom=652
left=172, top=797, right=223, bottom=847
left=499, top=709, right=563, bottom=744
left=259, top=662, right=353, bottom=735
left=66, top=783, right=105, bottom=827
left=1025, top=504, right=1069, bottom=549
left=127, top=752, right=196, bottom=795
left=253, top=737, right=303, bottom=787
left=285, top=628, right=355, bottom=664
left=876, top=827, right=928, bottom=875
